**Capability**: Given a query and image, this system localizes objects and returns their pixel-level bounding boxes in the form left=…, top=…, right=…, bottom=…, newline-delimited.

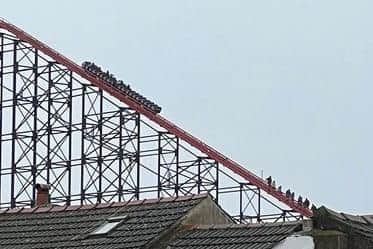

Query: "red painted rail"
left=0, top=19, right=312, bottom=218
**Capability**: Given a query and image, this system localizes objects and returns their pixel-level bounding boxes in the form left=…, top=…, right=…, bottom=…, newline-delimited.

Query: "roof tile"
left=96, top=202, right=114, bottom=209
left=65, top=205, right=81, bottom=211
left=5, top=207, right=23, bottom=214
left=315, top=206, right=373, bottom=245
left=34, top=206, right=52, bottom=213
left=126, top=199, right=146, bottom=206
left=19, top=207, right=38, bottom=214
left=111, top=200, right=131, bottom=208
left=49, top=205, right=68, bottom=212
left=0, top=208, right=8, bottom=214
left=143, top=198, right=160, bottom=205
left=0, top=194, right=207, bottom=249
left=342, top=213, right=369, bottom=224
left=168, top=222, right=301, bottom=249
left=80, top=203, right=97, bottom=210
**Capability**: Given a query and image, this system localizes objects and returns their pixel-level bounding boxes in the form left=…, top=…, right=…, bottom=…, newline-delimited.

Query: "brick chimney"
left=36, top=183, right=50, bottom=207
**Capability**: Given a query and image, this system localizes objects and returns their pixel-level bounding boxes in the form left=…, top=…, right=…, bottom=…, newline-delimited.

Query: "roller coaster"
left=0, top=18, right=313, bottom=222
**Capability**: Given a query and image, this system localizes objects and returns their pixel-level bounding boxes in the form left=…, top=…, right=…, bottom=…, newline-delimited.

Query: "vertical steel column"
left=97, top=89, right=103, bottom=203
left=80, top=85, right=86, bottom=204
left=10, top=40, right=18, bottom=208
left=157, top=133, right=161, bottom=198
left=197, top=157, right=201, bottom=194
left=215, top=163, right=219, bottom=203
left=46, top=62, right=52, bottom=185
left=175, top=137, right=179, bottom=197
left=67, top=71, right=73, bottom=205
left=118, top=108, right=124, bottom=202
left=31, top=49, right=38, bottom=206
left=257, top=188, right=261, bottom=222
left=0, top=34, right=3, bottom=206
left=239, top=183, right=243, bottom=223
left=135, top=113, right=140, bottom=200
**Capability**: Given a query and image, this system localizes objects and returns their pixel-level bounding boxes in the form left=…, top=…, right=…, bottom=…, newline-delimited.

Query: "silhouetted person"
left=298, top=196, right=303, bottom=204
left=303, top=198, right=310, bottom=208
left=266, top=176, right=272, bottom=186
left=271, top=180, right=276, bottom=189
left=277, top=185, right=282, bottom=192
left=291, top=192, right=295, bottom=200
left=285, top=189, right=291, bottom=198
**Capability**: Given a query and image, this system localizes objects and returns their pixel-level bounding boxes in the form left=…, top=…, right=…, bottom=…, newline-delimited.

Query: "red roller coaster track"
left=0, top=19, right=312, bottom=218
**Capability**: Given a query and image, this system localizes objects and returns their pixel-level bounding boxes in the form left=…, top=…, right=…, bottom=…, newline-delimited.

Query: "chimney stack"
left=36, top=183, right=50, bottom=207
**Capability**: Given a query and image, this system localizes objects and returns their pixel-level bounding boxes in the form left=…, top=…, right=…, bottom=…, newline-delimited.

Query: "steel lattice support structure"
left=0, top=20, right=312, bottom=222
left=0, top=34, right=75, bottom=207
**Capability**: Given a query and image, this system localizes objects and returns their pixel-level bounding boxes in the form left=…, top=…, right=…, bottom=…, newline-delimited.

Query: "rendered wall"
left=312, top=229, right=348, bottom=249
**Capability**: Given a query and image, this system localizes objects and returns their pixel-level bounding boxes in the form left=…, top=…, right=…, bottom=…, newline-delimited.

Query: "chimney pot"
left=35, top=183, right=50, bottom=207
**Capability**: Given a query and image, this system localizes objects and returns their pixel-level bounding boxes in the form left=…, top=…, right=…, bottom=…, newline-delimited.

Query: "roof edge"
left=0, top=193, right=209, bottom=215
left=193, top=220, right=303, bottom=230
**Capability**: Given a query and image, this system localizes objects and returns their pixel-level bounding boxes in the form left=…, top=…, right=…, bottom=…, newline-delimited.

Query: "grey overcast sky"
left=2, top=1, right=373, bottom=213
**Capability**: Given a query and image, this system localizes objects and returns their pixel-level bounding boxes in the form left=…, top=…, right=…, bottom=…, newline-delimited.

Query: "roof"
left=0, top=194, right=208, bottom=249
left=167, top=222, right=302, bottom=249
left=314, top=206, right=373, bottom=244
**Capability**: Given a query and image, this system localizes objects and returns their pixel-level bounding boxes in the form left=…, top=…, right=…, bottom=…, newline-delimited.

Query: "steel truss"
left=0, top=29, right=305, bottom=223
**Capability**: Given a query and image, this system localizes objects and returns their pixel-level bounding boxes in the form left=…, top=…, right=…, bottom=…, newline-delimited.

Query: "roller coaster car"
left=81, top=61, right=162, bottom=114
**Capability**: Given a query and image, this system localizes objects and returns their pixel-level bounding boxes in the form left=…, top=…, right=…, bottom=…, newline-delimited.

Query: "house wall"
left=312, top=229, right=348, bottom=249
left=181, top=197, right=233, bottom=226
left=348, top=234, right=373, bottom=249
left=312, top=228, right=373, bottom=249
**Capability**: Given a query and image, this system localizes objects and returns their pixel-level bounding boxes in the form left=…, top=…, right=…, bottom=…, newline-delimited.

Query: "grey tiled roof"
left=167, top=222, right=301, bottom=249
left=0, top=195, right=207, bottom=249
left=314, top=206, right=373, bottom=243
